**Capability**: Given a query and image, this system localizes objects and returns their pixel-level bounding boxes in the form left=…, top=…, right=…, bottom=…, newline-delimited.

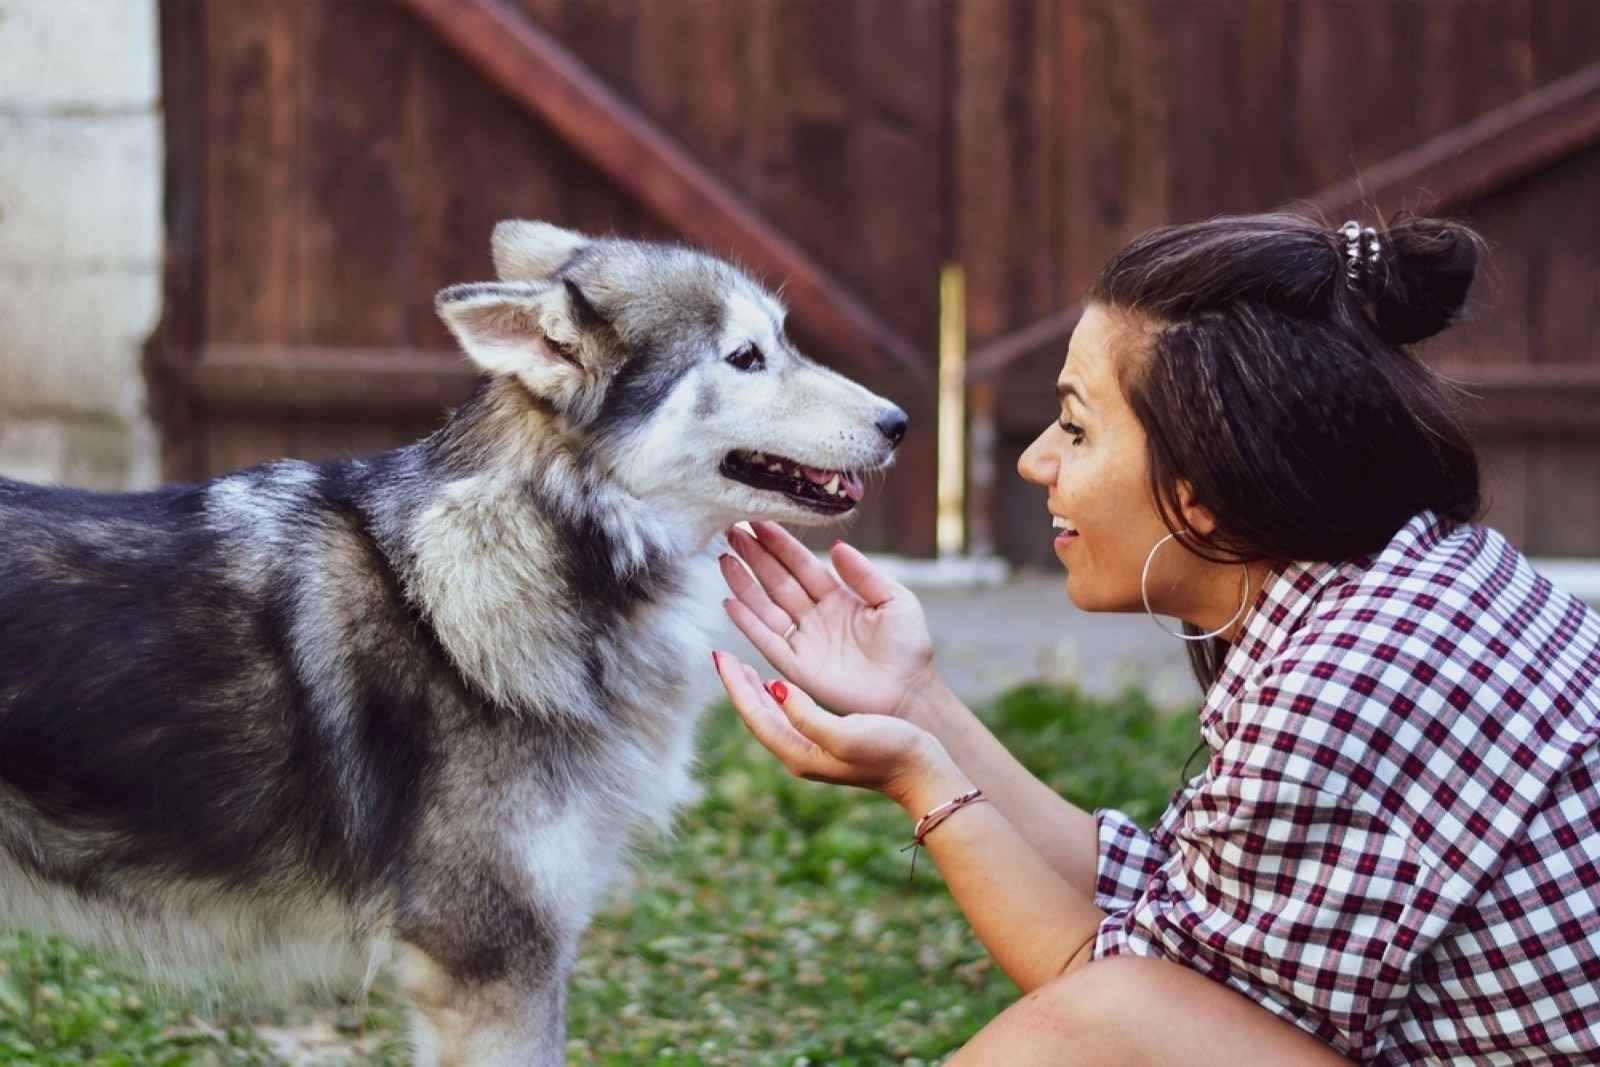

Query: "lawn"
left=0, top=683, right=1202, bottom=1066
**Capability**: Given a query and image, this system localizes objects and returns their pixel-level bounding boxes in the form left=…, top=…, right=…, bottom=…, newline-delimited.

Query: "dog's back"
left=0, top=460, right=447, bottom=970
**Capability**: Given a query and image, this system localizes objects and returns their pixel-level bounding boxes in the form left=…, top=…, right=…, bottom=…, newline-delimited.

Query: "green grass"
left=1, top=683, right=1201, bottom=1066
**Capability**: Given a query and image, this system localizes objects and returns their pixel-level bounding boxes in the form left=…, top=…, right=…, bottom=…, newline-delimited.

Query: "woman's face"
left=1016, top=305, right=1194, bottom=615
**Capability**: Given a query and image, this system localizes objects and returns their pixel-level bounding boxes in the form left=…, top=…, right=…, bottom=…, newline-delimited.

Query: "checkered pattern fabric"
left=1092, top=512, right=1600, bottom=1065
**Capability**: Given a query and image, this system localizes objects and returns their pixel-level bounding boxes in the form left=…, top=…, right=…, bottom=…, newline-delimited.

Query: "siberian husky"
left=0, top=221, right=907, bottom=1064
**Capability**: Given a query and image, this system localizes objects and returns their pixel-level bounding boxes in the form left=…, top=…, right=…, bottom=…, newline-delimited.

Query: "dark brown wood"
left=1305, top=60, right=1600, bottom=221
left=970, top=59, right=1600, bottom=381
left=395, top=0, right=929, bottom=384
left=149, top=0, right=208, bottom=481
left=298, top=0, right=415, bottom=347
left=180, top=345, right=477, bottom=419
left=202, top=0, right=301, bottom=347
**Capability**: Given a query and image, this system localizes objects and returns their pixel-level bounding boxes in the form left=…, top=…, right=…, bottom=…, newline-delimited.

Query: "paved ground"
left=716, top=566, right=1203, bottom=710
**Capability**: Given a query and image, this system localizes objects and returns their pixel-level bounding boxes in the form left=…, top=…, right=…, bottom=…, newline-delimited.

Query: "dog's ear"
left=435, top=281, right=609, bottom=412
left=492, top=220, right=590, bottom=281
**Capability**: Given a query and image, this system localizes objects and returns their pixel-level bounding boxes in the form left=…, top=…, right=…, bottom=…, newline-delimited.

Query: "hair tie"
left=1338, top=220, right=1381, bottom=288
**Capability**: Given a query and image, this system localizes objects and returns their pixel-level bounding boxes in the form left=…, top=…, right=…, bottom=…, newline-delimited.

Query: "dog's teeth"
left=825, top=474, right=840, bottom=495
left=767, top=462, right=784, bottom=473
left=751, top=451, right=765, bottom=463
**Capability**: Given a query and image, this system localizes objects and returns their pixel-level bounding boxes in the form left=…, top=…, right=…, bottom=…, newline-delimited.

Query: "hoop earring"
left=1140, top=532, right=1252, bottom=642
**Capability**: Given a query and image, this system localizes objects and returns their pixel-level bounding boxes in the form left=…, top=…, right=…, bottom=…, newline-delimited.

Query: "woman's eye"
left=1059, top=419, right=1086, bottom=445
left=726, top=344, right=765, bottom=372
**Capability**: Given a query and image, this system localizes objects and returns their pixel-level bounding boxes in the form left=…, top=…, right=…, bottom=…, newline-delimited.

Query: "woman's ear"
left=1176, top=481, right=1218, bottom=538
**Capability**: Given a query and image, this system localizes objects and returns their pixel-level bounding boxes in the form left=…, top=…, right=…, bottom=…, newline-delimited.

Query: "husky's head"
left=435, top=221, right=907, bottom=530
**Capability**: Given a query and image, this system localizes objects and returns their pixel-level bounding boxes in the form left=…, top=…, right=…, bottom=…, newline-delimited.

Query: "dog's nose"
left=876, top=407, right=908, bottom=448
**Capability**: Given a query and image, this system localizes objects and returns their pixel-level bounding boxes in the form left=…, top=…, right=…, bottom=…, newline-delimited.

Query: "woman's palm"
left=719, top=522, right=935, bottom=720
left=789, top=582, right=933, bottom=719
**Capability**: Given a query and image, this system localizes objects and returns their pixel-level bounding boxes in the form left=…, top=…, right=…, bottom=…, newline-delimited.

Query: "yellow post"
left=937, top=264, right=966, bottom=558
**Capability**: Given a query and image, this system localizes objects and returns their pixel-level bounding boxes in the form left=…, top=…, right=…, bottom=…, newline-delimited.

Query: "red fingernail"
left=832, top=540, right=844, bottom=548
left=767, top=680, right=789, bottom=703
left=711, top=650, right=721, bottom=670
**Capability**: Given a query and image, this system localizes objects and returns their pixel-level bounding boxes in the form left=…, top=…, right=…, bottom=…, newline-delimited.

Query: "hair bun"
left=1361, top=216, right=1483, bottom=345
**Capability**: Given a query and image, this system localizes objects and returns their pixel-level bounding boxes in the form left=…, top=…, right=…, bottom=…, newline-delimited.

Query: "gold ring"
left=782, top=622, right=799, bottom=642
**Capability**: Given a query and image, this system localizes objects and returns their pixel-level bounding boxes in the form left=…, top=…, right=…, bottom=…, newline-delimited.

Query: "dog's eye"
left=726, top=344, right=765, bottom=372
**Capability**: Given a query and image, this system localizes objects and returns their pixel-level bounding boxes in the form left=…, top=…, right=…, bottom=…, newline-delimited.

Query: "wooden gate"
left=151, top=0, right=943, bottom=555
left=152, top=0, right=1600, bottom=561
left=954, top=1, right=1600, bottom=564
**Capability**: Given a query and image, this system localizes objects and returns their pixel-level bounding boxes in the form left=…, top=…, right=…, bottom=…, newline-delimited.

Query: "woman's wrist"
left=891, top=670, right=955, bottom=731
left=888, top=736, right=975, bottom=818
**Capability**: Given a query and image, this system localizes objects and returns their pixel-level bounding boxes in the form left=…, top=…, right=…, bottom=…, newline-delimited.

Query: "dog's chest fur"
left=400, top=466, right=726, bottom=908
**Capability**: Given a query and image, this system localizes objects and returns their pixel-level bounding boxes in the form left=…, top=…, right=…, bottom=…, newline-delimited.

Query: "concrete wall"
left=0, top=0, right=162, bottom=489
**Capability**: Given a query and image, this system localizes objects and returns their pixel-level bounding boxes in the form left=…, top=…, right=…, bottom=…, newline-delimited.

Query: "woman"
left=711, top=213, right=1600, bottom=1065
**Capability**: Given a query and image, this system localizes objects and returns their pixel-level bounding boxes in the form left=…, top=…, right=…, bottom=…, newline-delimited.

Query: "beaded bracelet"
left=899, top=787, right=988, bottom=882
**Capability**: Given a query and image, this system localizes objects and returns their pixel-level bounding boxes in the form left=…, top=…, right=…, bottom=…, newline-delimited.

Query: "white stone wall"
left=0, top=0, right=162, bottom=488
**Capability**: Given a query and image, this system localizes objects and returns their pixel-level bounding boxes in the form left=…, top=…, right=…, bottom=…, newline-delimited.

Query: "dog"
left=0, top=220, right=907, bottom=1065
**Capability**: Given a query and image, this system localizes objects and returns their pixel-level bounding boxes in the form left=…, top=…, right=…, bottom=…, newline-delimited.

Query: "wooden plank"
left=202, top=0, right=301, bottom=345
left=956, top=0, right=1055, bottom=344
left=152, top=0, right=209, bottom=482
left=298, top=0, right=415, bottom=347
left=206, top=418, right=307, bottom=477
left=854, top=0, right=944, bottom=344
left=1526, top=443, right=1600, bottom=556
left=1523, top=145, right=1600, bottom=367
left=1165, top=0, right=1287, bottom=221
left=557, top=0, right=651, bottom=239
left=395, top=0, right=929, bottom=383
left=1305, top=60, right=1600, bottom=222
left=1533, top=0, right=1600, bottom=84
left=1477, top=441, right=1531, bottom=548
left=1056, top=0, right=1173, bottom=302
left=405, top=8, right=571, bottom=349
left=634, top=1, right=748, bottom=177
left=183, top=345, right=476, bottom=418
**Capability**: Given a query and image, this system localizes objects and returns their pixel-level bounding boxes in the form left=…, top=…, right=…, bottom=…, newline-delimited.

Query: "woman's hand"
left=712, top=649, right=962, bottom=806
left=719, top=521, right=938, bottom=722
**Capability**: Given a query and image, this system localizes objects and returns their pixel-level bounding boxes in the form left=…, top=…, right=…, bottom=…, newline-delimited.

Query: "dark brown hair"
left=1086, top=212, right=1485, bottom=692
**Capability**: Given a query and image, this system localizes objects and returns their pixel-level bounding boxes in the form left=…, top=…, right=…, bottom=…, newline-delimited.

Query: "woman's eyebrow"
left=1056, top=381, right=1092, bottom=412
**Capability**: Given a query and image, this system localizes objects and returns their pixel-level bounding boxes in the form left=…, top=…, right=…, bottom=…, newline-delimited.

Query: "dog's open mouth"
left=720, top=450, right=866, bottom=514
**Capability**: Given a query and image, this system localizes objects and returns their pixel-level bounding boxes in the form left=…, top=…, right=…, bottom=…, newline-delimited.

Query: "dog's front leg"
left=395, top=938, right=575, bottom=1067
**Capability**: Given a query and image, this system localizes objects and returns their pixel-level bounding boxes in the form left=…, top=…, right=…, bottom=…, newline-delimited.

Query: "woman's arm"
left=892, top=739, right=1108, bottom=991
left=713, top=652, right=1105, bottom=993
left=909, top=678, right=1101, bottom=897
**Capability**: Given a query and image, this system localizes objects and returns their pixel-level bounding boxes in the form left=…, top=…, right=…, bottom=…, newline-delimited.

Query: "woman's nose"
left=1017, top=430, right=1056, bottom=486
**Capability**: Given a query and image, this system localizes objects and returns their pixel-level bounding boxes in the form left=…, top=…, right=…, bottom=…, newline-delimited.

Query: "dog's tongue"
left=800, top=465, right=866, bottom=502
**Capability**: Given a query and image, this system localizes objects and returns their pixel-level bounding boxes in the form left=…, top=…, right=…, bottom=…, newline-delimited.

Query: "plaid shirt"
left=1092, top=512, right=1600, bottom=1065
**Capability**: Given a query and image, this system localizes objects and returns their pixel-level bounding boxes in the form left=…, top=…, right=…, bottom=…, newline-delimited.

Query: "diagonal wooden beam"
left=396, top=0, right=928, bottom=384
left=1305, top=61, right=1600, bottom=221
left=968, top=60, right=1600, bottom=381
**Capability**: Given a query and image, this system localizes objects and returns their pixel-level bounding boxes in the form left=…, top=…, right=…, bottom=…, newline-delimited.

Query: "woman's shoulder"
left=1210, top=510, right=1599, bottom=822
left=1307, top=514, right=1598, bottom=678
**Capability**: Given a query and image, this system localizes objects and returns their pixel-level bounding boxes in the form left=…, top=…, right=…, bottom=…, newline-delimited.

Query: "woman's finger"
left=829, top=539, right=901, bottom=609
left=713, top=651, right=816, bottom=769
left=766, top=678, right=855, bottom=758
left=719, top=551, right=793, bottom=635
left=750, top=521, right=842, bottom=602
left=727, top=525, right=822, bottom=621
left=722, top=598, right=801, bottom=678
